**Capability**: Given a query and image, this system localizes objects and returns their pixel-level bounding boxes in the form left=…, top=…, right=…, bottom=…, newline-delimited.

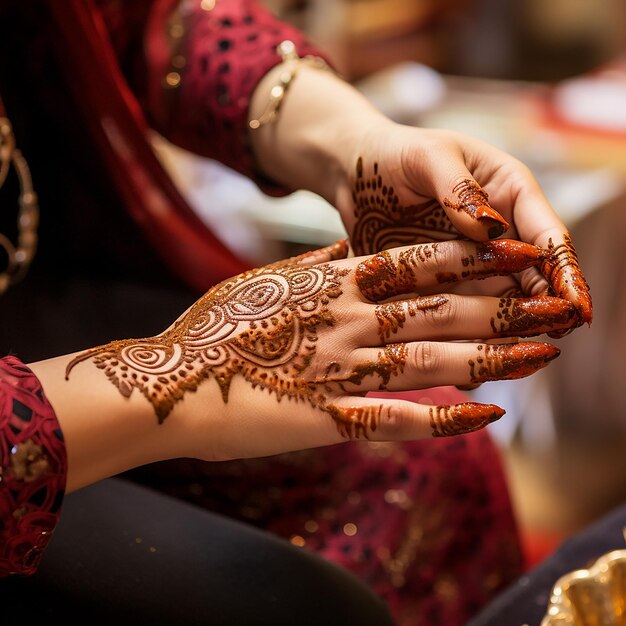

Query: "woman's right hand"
left=61, top=238, right=578, bottom=464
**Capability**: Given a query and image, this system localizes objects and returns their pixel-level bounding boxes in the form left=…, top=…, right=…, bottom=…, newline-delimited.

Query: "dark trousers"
left=1, top=478, right=394, bottom=625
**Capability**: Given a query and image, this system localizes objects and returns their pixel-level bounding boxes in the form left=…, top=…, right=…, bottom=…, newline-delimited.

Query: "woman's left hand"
left=249, top=65, right=591, bottom=325
left=333, top=122, right=592, bottom=325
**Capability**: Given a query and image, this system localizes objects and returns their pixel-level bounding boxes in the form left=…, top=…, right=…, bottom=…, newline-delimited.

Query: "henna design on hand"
left=375, top=296, right=449, bottom=342
left=355, top=240, right=547, bottom=302
left=429, top=403, right=504, bottom=437
left=315, top=343, right=409, bottom=391
left=442, top=179, right=509, bottom=238
left=66, top=263, right=347, bottom=423
left=489, top=296, right=578, bottom=337
left=542, top=234, right=592, bottom=324
left=326, top=404, right=384, bottom=440
left=468, top=342, right=559, bottom=383
left=351, top=158, right=459, bottom=256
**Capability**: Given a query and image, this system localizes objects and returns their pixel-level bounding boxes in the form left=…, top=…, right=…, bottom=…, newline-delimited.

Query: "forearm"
left=248, top=63, right=388, bottom=204
left=29, top=353, right=213, bottom=493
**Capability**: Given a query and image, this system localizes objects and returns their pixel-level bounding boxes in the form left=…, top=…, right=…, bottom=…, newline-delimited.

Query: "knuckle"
left=413, top=341, right=442, bottom=373
left=381, top=403, right=403, bottom=437
left=431, top=242, right=454, bottom=270
left=429, top=296, right=457, bottom=326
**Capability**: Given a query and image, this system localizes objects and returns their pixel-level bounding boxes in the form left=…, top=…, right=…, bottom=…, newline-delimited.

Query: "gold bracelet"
left=249, top=40, right=334, bottom=130
left=0, top=117, right=38, bottom=295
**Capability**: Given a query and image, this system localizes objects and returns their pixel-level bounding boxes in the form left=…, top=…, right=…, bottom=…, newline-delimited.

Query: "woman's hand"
left=334, top=123, right=592, bottom=326
left=57, top=239, right=577, bottom=469
left=249, top=66, right=591, bottom=326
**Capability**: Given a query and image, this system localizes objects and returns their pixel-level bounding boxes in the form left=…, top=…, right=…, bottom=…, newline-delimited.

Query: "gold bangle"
left=249, top=40, right=334, bottom=130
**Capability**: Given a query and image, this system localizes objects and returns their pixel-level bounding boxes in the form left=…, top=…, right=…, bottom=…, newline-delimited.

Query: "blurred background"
left=154, top=0, right=626, bottom=568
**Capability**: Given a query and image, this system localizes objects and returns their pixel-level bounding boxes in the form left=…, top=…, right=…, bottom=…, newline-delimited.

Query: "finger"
left=422, top=163, right=509, bottom=240
left=541, top=231, right=592, bottom=325
left=510, top=183, right=592, bottom=323
left=372, top=294, right=579, bottom=343
left=355, top=239, right=546, bottom=301
left=456, top=383, right=483, bottom=391
left=318, top=341, right=559, bottom=393
left=290, top=239, right=350, bottom=267
left=324, top=396, right=504, bottom=440
left=497, top=221, right=551, bottom=298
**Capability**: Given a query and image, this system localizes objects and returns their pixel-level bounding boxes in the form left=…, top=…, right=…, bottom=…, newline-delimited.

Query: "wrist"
left=30, top=353, right=201, bottom=491
left=249, top=61, right=389, bottom=203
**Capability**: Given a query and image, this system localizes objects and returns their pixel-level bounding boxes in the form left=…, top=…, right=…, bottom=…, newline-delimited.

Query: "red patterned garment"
left=0, top=356, right=67, bottom=576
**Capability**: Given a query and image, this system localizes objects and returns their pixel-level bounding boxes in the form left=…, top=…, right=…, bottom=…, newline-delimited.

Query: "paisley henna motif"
left=429, top=403, right=504, bottom=437
left=351, top=158, right=459, bottom=256
left=66, top=264, right=347, bottom=423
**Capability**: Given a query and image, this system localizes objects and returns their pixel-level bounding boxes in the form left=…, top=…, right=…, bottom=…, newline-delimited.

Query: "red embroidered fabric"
left=0, top=357, right=67, bottom=576
left=99, top=0, right=326, bottom=192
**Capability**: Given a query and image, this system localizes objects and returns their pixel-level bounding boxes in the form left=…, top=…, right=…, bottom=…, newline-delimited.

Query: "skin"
left=39, top=239, right=580, bottom=492
left=248, top=67, right=592, bottom=324
left=22, top=58, right=594, bottom=497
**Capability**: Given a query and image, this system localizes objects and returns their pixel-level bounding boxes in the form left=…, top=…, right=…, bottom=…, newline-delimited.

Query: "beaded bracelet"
left=249, top=40, right=335, bottom=130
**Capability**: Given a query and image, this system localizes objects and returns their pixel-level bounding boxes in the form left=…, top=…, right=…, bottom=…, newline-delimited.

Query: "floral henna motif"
left=468, top=342, right=559, bottom=383
left=429, top=403, right=505, bottom=437
left=351, top=157, right=459, bottom=256
left=66, top=264, right=348, bottom=423
left=542, top=234, right=592, bottom=324
left=443, top=179, right=509, bottom=238
left=489, top=296, right=578, bottom=337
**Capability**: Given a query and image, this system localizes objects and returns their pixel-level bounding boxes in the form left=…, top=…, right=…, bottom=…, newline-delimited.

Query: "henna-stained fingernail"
left=488, top=224, right=506, bottom=239
left=468, top=342, right=560, bottom=383
left=490, top=296, right=579, bottom=337
left=476, top=207, right=510, bottom=238
left=475, top=240, right=547, bottom=274
left=430, top=402, right=505, bottom=437
left=443, top=180, right=511, bottom=236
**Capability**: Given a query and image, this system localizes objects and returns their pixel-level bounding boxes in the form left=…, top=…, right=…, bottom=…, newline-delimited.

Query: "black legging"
left=1, top=479, right=394, bottom=625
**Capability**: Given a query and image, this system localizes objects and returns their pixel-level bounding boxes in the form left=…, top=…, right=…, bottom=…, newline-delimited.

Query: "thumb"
left=417, top=153, right=509, bottom=240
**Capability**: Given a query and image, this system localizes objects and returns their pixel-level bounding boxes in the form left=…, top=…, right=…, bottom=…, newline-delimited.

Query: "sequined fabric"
left=0, top=356, right=67, bottom=576
left=128, top=387, right=523, bottom=626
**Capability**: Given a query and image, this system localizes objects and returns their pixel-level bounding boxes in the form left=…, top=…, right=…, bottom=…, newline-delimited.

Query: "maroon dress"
left=0, top=1, right=523, bottom=623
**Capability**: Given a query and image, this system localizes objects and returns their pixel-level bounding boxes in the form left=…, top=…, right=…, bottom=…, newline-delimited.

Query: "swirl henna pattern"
left=351, top=158, right=459, bottom=256
left=66, top=264, right=347, bottom=423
